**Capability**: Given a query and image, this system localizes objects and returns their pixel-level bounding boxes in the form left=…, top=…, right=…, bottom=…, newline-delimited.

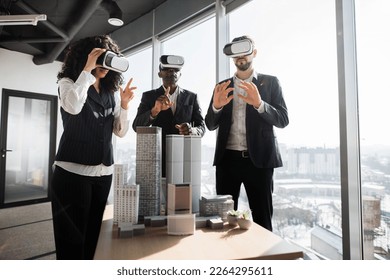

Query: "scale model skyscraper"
left=113, top=164, right=139, bottom=224
left=166, top=135, right=201, bottom=213
left=136, top=126, right=162, bottom=218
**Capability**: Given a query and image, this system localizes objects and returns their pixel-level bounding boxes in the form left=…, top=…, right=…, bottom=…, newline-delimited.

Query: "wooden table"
left=94, top=205, right=303, bottom=260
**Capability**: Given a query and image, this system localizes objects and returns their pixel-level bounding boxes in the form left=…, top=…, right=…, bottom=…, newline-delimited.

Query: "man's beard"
left=235, top=60, right=252, bottom=71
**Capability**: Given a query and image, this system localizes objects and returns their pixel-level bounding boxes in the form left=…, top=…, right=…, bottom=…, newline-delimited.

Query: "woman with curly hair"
left=51, top=35, right=136, bottom=259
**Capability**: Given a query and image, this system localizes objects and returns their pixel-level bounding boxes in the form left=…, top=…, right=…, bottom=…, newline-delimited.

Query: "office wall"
left=0, top=48, right=61, bottom=94
left=0, top=48, right=62, bottom=144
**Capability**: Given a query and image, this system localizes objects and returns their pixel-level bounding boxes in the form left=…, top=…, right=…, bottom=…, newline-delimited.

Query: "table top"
left=94, top=205, right=304, bottom=260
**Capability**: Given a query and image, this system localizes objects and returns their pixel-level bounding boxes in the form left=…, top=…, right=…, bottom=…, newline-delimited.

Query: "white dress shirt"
left=55, top=70, right=129, bottom=177
left=163, top=85, right=180, bottom=114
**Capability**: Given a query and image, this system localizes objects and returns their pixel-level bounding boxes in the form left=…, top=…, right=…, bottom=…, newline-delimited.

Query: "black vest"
left=55, top=86, right=115, bottom=166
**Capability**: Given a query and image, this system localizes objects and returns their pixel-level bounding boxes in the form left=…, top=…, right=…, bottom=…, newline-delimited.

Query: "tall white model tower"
left=184, top=135, right=201, bottom=213
left=166, top=135, right=184, bottom=184
left=166, top=134, right=201, bottom=213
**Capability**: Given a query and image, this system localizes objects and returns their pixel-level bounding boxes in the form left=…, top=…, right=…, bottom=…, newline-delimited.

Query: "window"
left=229, top=0, right=341, bottom=259
left=161, top=17, right=217, bottom=197
left=355, top=0, right=390, bottom=260
left=114, top=47, right=153, bottom=184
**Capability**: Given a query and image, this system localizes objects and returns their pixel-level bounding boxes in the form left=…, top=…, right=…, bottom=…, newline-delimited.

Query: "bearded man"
left=205, top=35, right=289, bottom=231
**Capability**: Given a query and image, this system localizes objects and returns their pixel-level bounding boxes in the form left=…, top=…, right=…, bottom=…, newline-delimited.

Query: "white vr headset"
left=160, top=55, right=184, bottom=70
left=97, top=51, right=129, bottom=73
left=223, top=38, right=253, bottom=58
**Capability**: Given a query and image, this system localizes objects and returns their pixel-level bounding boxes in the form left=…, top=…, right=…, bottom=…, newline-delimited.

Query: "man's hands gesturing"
left=151, top=86, right=173, bottom=118
left=212, top=80, right=234, bottom=110
left=212, top=80, right=262, bottom=110
left=237, top=81, right=262, bottom=109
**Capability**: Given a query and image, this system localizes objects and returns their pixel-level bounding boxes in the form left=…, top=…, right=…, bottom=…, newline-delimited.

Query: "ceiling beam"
left=15, top=1, right=68, bottom=40
left=32, top=0, right=103, bottom=65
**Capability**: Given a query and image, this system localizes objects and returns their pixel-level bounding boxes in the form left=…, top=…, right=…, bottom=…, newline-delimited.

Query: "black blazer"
left=205, top=73, right=289, bottom=168
left=132, top=86, right=205, bottom=137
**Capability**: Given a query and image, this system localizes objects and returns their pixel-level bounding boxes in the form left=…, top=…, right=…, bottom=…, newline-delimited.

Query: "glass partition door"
left=0, top=89, right=57, bottom=208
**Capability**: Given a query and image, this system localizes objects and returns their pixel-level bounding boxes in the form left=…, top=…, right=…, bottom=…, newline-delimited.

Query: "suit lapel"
left=172, top=87, right=185, bottom=116
left=225, top=78, right=234, bottom=114
left=252, top=73, right=264, bottom=88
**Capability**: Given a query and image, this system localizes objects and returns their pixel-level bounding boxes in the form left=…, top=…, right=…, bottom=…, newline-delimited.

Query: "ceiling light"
left=108, top=12, right=123, bottom=26
left=0, top=14, right=47, bottom=26
left=102, top=0, right=123, bottom=26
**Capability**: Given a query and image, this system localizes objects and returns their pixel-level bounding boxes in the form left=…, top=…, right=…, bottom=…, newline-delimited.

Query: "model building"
left=166, top=135, right=184, bottom=184
left=167, top=183, right=195, bottom=235
left=184, top=135, right=201, bottom=213
left=166, top=134, right=201, bottom=213
left=136, top=126, right=162, bottom=218
left=167, top=214, right=196, bottom=235
left=199, top=194, right=234, bottom=221
left=167, top=183, right=192, bottom=215
left=113, top=164, right=139, bottom=225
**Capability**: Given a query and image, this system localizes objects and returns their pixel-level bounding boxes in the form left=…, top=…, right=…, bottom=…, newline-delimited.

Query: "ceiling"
left=0, top=0, right=167, bottom=64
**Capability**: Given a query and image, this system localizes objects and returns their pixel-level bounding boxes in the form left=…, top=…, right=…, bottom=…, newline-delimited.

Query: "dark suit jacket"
left=132, top=86, right=205, bottom=136
left=205, top=73, right=289, bottom=168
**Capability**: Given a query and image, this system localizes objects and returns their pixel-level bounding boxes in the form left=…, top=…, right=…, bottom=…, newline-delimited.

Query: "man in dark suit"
left=205, top=36, right=289, bottom=231
left=132, top=55, right=205, bottom=177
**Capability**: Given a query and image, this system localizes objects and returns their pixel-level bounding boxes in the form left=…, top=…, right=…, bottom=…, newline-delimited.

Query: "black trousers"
left=50, top=166, right=112, bottom=260
left=216, top=150, right=274, bottom=231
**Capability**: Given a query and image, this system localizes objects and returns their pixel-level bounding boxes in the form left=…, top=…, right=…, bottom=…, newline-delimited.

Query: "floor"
left=0, top=202, right=56, bottom=260
left=4, top=183, right=48, bottom=204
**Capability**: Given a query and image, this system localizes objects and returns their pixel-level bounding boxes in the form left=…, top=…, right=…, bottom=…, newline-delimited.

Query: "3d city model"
left=112, top=127, right=234, bottom=238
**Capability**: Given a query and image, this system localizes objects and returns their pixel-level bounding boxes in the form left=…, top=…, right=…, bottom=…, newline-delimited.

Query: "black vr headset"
left=96, top=51, right=129, bottom=73
left=223, top=38, right=254, bottom=58
left=159, top=55, right=184, bottom=70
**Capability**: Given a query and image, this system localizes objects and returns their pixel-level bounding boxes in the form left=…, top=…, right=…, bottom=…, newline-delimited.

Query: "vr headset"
left=159, top=55, right=184, bottom=70
left=96, top=51, right=129, bottom=73
left=223, top=38, right=253, bottom=58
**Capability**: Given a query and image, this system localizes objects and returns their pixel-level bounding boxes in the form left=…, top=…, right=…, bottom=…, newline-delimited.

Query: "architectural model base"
left=118, top=223, right=145, bottom=238
left=167, top=214, right=195, bottom=235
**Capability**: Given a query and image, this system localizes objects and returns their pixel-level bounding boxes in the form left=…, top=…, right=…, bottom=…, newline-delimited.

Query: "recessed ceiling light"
left=108, top=17, right=123, bottom=26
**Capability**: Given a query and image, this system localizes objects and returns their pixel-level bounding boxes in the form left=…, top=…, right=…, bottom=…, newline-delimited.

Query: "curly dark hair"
left=57, top=35, right=124, bottom=94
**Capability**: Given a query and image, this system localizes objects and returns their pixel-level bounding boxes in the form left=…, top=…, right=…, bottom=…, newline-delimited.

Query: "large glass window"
left=161, top=17, right=217, bottom=196
left=355, top=0, right=390, bottom=260
left=114, top=47, right=153, bottom=184
left=229, top=0, right=341, bottom=259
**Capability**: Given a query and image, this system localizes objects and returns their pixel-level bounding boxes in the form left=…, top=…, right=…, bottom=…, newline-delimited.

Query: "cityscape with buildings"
left=271, top=145, right=390, bottom=260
